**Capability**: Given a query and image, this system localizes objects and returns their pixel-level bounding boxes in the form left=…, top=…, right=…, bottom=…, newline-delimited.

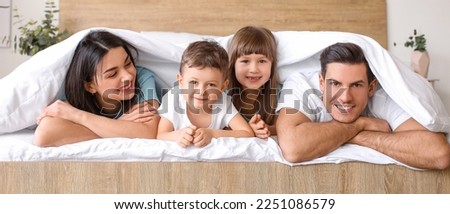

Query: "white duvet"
left=0, top=27, right=448, bottom=168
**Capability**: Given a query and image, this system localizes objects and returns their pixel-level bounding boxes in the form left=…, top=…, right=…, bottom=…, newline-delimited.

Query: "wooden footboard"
left=1, top=162, right=449, bottom=193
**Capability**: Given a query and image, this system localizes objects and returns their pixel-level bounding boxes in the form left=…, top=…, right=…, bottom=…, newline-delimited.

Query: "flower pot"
left=411, top=50, right=430, bottom=78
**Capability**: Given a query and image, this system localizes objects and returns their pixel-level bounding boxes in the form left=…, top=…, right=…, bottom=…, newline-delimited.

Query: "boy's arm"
left=350, top=118, right=450, bottom=170
left=157, top=117, right=196, bottom=147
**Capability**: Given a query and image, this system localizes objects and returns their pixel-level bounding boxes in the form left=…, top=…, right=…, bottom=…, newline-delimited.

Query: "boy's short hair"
left=179, top=40, right=229, bottom=79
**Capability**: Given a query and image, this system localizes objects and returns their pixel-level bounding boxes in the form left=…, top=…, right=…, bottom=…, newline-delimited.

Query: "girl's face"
left=177, top=66, right=228, bottom=113
left=84, top=47, right=136, bottom=109
left=234, top=53, right=272, bottom=90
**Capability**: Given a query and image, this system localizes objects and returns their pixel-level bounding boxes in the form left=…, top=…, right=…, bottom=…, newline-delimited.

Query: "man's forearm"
left=350, top=130, right=450, bottom=169
left=278, top=120, right=361, bottom=162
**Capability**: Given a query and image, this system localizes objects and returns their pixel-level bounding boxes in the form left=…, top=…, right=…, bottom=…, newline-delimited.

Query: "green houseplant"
left=15, top=0, right=68, bottom=56
left=404, top=29, right=429, bottom=78
left=404, top=29, right=427, bottom=52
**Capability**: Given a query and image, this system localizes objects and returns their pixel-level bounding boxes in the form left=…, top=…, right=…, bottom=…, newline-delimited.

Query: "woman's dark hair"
left=320, top=42, right=375, bottom=83
left=227, top=26, right=278, bottom=125
left=65, top=30, right=140, bottom=117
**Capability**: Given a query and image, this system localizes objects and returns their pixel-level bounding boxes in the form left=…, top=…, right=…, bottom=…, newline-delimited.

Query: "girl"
left=157, top=40, right=254, bottom=148
left=227, top=26, right=279, bottom=139
left=34, top=30, right=160, bottom=147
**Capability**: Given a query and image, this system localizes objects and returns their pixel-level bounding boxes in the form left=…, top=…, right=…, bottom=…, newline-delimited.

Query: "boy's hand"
left=176, top=125, right=197, bottom=148
left=193, top=128, right=213, bottom=147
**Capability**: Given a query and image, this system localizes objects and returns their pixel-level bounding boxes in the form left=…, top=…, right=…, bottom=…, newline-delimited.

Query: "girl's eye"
left=259, top=59, right=267, bottom=63
left=239, top=59, right=249, bottom=64
left=208, top=83, right=217, bottom=88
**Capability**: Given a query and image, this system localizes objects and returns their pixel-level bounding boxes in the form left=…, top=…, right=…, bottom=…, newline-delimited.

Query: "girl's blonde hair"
left=227, top=26, right=278, bottom=125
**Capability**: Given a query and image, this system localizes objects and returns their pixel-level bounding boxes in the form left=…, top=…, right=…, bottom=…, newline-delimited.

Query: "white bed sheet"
left=0, top=129, right=408, bottom=169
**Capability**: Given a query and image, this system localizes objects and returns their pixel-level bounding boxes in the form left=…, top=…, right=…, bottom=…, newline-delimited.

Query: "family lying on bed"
left=32, top=26, right=450, bottom=170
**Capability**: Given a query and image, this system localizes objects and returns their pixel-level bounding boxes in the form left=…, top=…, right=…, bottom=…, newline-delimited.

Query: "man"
left=276, top=42, right=450, bottom=170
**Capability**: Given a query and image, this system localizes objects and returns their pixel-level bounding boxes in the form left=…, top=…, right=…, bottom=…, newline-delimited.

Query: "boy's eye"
left=208, top=83, right=217, bottom=87
left=189, top=80, right=197, bottom=85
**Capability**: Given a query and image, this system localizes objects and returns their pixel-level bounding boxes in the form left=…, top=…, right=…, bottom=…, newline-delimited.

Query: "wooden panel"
left=1, top=162, right=449, bottom=193
left=59, top=0, right=387, bottom=47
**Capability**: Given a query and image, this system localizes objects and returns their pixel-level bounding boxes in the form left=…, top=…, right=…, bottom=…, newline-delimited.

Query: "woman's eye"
left=107, top=72, right=117, bottom=78
left=125, top=61, right=133, bottom=67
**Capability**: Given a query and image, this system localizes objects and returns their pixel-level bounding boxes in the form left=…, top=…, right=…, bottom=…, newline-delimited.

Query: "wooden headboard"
left=60, top=0, right=387, bottom=48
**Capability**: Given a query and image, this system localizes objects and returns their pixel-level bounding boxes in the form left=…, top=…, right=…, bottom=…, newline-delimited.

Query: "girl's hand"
left=119, top=102, right=158, bottom=123
left=176, top=125, right=197, bottom=148
left=249, top=114, right=271, bottom=140
left=36, top=100, right=78, bottom=124
left=193, top=128, right=214, bottom=148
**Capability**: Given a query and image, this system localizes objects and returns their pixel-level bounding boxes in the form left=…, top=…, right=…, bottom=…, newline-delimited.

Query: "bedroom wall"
left=0, top=0, right=47, bottom=77
left=1, top=0, right=449, bottom=113
left=387, top=0, right=450, bottom=115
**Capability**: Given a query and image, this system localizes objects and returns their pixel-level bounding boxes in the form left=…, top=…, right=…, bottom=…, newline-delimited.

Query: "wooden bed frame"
left=1, top=0, right=449, bottom=194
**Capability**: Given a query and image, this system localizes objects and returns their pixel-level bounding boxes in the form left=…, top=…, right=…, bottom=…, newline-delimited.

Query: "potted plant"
left=14, top=0, right=68, bottom=56
left=404, top=29, right=429, bottom=78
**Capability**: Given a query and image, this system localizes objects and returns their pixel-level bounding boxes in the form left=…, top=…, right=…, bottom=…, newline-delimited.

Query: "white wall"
left=1, top=0, right=450, bottom=113
left=387, top=0, right=450, bottom=113
left=0, top=0, right=49, bottom=78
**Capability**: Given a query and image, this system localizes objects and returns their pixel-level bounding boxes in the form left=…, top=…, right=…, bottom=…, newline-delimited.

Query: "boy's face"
left=319, top=62, right=377, bottom=123
left=177, top=66, right=228, bottom=113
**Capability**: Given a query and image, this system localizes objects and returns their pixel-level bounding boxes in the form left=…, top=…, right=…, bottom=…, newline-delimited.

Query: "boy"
left=157, top=41, right=254, bottom=147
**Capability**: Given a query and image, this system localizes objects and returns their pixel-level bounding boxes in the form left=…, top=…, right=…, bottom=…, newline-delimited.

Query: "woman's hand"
left=249, top=114, right=271, bottom=140
left=36, top=100, right=78, bottom=124
left=119, top=102, right=158, bottom=123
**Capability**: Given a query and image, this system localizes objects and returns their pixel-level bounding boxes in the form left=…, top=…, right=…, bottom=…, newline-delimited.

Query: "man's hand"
left=355, top=116, right=391, bottom=133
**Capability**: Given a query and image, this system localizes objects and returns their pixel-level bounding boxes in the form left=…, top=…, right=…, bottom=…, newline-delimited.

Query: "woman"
left=34, top=30, right=160, bottom=147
